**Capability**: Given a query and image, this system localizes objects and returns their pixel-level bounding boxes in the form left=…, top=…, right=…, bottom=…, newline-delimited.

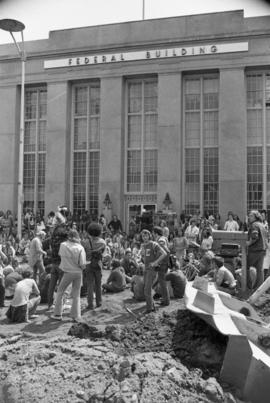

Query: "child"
left=130, top=264, right=145, bottom=301
left=102, top=259, right=127, bottom=293
left=212, top=256, right=237, bottom=293
left=182, top=252, right=200, bottom=281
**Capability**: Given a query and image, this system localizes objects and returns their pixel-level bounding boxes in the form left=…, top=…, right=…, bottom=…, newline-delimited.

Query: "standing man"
left=141, top=229, right=167, bottom=313
left=28, top=230, right=47, bottom=282
left=47, top=222, right=68, bottom=310
left=152, top=226, right=170, bottom=307
left=247, top=210, right=268, bottom=291
left=108, top=215, right=123, bottom=235
left=83, top=223, right=106, bottom=310
left=51, top=229, right=86, bottom=322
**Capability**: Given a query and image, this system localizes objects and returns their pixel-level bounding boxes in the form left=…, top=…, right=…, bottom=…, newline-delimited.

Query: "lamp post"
left=142, top=0, right=145, bottom=20
left=0, top=19, right=26, bottom=240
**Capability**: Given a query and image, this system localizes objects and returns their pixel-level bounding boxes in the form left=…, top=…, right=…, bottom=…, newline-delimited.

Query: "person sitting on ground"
left=211, top=256, right=237, bottom=293
left=17, top=232, right=31, bottom=256
left=131, top=241, right=142, bottom=264
left=198, top=251, right=215, bottom=277
left=182, top=252, right=200, bottom=281
left=130, top=263, right=145, bottom=301
left=6, top=268, right=41, bottom=323
left=0, top=244, right=8, bottom=267
left=200, top=228, right=214, bottom=255
left=2, top=241, right=16, bottom=264
left=4, top=268, right=23, bottom=298
left=165, top=260, right=187, bottom=299
left=102, top=239, right=112, bottom=270
left=102, top=259, right=127, bottom=293
left=120, top=248, right=138, bottom=279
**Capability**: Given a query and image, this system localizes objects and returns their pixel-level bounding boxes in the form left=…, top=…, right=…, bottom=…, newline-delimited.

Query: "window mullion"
left=86, top=86, right=90, bottom=211
left=200, top=78, right=204, bottom=213
left=141, top=81, right=144, bottom=194
left=263, top=74, right=267, bottom=209
left=34, top=89, right=39, bottom=213
left=70, top=86, right=75, bottom=212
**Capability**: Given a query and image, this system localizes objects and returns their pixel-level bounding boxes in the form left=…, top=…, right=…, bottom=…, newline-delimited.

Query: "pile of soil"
left=69, top=310, right=227, bottom=379
left=0, top=309, right=235, bottom=403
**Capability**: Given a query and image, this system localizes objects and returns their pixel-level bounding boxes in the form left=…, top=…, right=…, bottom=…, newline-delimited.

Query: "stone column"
left=157, top=72, right=182, bottom=213
left=99, top=76, right=123, bottom=220
left=0, top=85, right=18, bottom=211
left=219, top=68, right=247, bottom=222
left=45, top=81, right=71, bottom=214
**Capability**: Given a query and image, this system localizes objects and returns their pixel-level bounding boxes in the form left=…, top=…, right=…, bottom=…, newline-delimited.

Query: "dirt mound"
left=69, top=309, right=227, bottom=380
left=0, top=330, right=233, bottom=403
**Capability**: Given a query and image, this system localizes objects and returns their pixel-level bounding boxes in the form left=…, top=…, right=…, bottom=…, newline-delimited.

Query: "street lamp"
left=0, top=19, right=26, bottom=240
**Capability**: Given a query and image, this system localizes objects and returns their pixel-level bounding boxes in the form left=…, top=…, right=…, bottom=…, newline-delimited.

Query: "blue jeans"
left=54, top=272, right=82, bottom=319
left=144, top=269, right=157, bottom=311
left=85, top=265, right=102, bottom=308
left=157, top=271, right=170, bottom=305
left=0, top=276, right=5, bottom=306
left=247, top=251, right=265, bottom=290
left=47, top=264, right=63, bottom=307
left=32, top=260, right=45, bottom=282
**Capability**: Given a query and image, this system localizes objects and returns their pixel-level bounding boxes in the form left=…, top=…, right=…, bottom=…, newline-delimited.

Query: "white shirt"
left=224, top=220, right=239, bottom=231
left=184, top=225, right=199, bottom=242
left=11, top=278, right=39, bottom=307
left=59, top=240, right=86, bottom=273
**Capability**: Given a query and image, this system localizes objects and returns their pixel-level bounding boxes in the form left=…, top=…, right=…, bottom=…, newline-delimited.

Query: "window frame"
left=124, top=77, right=158, bottom=194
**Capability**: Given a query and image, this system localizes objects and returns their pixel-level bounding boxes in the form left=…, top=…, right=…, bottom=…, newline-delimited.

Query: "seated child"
left=130, top=264, right=145, bottom=301
left=198, top=251, right=215, bottom=277
left=17, top=232, right=30, bottom=256
left=182, top=252, right=200, bottom=281
left=102, top=259, right=127, bottom=293
left=120, top=249, right=138, bottom=278
left=212, top=256, right=237, bottom=292
left=165, top=261, right=187, bottom=299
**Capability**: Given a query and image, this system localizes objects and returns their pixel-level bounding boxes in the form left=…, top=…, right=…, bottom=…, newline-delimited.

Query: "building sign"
left=44, top=42, right=248, bottom=69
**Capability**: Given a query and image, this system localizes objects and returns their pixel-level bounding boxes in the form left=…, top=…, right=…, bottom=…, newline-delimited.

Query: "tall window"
left=126, top=78, right=158, bottom=193
left=184, top=75, right=219, bottom=216
left=24, top=86, right=47, bottom=216
left=246, top=73, right=270, bottom=212
left=72, top=83, right=100, bottom=216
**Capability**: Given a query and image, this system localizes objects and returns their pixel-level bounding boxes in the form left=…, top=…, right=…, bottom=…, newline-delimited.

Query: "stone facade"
left=0, top=9, right=269, bottom=227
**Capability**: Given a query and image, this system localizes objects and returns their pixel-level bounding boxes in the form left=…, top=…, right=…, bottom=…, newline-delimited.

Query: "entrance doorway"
left=127, top=204, right=157, bottom=234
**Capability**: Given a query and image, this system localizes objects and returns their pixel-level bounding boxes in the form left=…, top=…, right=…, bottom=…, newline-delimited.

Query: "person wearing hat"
left=28, top=230, right=47, bottom=282
left=51, top=229, right=86, bottom=322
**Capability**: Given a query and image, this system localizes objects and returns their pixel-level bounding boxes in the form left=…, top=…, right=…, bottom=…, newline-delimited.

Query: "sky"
left=0, top=0, right=270, bottom=44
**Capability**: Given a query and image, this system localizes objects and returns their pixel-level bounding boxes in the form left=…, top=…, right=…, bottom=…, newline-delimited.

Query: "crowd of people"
left=0, top=206, right=269, bottom=324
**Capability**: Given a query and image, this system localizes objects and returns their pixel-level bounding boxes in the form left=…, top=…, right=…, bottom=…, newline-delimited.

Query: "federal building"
left=0, top=9, right=269, bottom=228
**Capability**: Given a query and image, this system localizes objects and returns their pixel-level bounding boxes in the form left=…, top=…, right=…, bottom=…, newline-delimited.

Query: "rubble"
left=0, top=308, right=236, bottom=403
